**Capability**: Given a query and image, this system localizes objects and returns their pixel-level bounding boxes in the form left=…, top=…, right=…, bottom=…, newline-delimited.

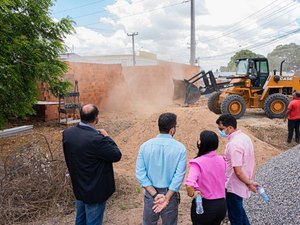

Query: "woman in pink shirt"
left=185, top=130, right=226, bottom=225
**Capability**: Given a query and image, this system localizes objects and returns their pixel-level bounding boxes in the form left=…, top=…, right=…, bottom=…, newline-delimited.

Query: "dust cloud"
left=102, top=65, right=191, bottom=115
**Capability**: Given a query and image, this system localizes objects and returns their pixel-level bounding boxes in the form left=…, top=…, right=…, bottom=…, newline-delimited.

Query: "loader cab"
left=236, top=58, right=269, bottom=88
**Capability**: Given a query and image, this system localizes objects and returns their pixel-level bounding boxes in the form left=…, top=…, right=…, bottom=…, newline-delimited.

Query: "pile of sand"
left=113, top=104, right=282, bottom=176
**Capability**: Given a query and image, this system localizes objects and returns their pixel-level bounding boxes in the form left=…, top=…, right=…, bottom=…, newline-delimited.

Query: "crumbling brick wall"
left=36, top=61, right=199, bottom=121
left=118, top=62, right=199, bottom=111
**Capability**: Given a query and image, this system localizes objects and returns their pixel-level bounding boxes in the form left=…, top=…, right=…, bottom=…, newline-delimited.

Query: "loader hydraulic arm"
left=173, top=70, right=245, bottom=105
left=199, top=71, right=245, bottom=95
left=185, top=70, right=228, bottom=91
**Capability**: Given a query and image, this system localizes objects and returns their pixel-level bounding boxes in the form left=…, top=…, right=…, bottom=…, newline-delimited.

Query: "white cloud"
left=62, top=0, right=300, bottom=70
left=65, top=27, right=129, bottom=55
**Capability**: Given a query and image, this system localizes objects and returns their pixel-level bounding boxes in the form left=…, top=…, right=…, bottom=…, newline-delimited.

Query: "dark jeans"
left=287, top=119, right=300, bottom=143
left=75, top=200, right=106, bottom=225
left=190, top=198, right=226, bottom=225
left=226, top=191, right=250, bottom=225
left=143, top=188, right=179, bottom=225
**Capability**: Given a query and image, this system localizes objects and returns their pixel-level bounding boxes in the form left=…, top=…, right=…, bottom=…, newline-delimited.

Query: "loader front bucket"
left=173, top=79, right=201, bottom=105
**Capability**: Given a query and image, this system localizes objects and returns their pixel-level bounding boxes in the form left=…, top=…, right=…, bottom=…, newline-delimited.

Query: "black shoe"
left=287, top=139, right=292, bottom=143
left=296, top=139, right=300, bottom=143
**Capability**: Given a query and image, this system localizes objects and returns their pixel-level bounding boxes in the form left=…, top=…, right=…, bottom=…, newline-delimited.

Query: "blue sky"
left=51, top=0, right=115, bottom=34
left=50, top=0, right=300, bottom=70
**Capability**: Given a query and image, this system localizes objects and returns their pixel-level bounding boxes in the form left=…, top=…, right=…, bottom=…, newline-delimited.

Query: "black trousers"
left=190, top=198, right=226, bottom=225
left=287, top=119, right=300, bottom=142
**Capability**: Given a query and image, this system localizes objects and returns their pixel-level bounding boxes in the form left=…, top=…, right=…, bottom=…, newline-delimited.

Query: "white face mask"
left=219, top=129, right=229, bottom=138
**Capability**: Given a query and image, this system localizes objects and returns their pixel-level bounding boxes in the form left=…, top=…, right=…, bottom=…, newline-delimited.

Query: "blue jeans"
left=75, top=200, right=106, bottom=225
left=226, top=191, right=250, bottom=225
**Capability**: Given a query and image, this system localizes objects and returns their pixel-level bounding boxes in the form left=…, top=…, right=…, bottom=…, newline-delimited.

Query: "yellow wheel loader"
left=173, top=58, right=300, bottom=119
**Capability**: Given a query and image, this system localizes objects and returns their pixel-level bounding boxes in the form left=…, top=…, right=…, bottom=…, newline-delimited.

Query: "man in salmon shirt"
left=284, top=91, right=300, bottom=143
left=216, top=114, right=259, bottom=225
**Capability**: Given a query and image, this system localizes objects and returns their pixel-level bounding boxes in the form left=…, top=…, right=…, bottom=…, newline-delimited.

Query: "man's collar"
left=157, top=133, right=173, bottom=138
left=228, top=129, right=241, bottom=139
left=79, top=122, right=98, bottom=132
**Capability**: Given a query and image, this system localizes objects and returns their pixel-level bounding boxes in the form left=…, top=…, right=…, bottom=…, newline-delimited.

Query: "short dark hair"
left=196, top=130, right=219, bottom=157
left=80, top=104, right=99, bottom=123
left=158, top=112, right=177, bottom=133
left=294, top=91, right=300, bottom=98
left=216, top=114, right=237, bottom=129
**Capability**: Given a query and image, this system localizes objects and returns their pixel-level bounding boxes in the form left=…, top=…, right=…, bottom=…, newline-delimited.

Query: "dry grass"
left=0, top=132, right=74, bottom=225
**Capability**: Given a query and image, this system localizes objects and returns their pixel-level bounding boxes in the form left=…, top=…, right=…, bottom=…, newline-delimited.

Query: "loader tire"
left=264, top=93, right=290, bottom=119
left=221, top=94, right=246, bottom=119
left=208, top=92, right=222, bottom=114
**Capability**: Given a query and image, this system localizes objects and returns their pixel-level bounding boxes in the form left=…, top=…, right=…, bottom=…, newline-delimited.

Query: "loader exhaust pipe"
left=280, top=60, right=285, bottom=76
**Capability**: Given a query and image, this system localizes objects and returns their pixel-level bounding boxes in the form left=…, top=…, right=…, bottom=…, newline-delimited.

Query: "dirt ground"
left=0, top=98, right=295, bottom=225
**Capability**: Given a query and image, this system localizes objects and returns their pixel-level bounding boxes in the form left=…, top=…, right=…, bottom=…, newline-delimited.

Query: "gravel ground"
left=245, top=145, right=300, bottom=225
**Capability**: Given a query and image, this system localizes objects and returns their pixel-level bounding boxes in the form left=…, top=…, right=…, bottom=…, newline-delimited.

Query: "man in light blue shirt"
left=136, top=112, right=186, bottom=225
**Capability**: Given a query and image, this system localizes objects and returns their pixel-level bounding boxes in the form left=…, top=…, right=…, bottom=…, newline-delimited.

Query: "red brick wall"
left=63, top=62, right=124, bottom=108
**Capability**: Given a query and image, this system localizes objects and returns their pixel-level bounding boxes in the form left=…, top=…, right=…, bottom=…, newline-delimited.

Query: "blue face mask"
left=219, top=129, right=229, bottom=138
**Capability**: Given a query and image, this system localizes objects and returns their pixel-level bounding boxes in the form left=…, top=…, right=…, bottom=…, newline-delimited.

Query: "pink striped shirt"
left=185, top=151, right=226, bottom=199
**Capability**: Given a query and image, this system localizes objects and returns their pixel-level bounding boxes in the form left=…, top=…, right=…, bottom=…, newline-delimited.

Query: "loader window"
left=236, top=60, right=248, bottom=75
left=259, top=61, right=269, bottom=74
left=254, top=60, right=269, bottom=87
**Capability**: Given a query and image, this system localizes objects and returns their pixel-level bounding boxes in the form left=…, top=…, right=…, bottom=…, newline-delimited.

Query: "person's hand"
left=98, top=129, right=108, bottom=136
left=153, top=193, right=165, bottom=203
left=192, top=190, right=202, bottom=199
left=247, top=181, right=260, bottom=193
left=283, top=118, right=287, bottom=123
left=186, top=185, right=201, bottom=198
left=152, top=194, right=168, bottom=213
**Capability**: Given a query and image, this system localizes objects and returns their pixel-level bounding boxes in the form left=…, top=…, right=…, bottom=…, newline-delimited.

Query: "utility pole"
left=190, top=0, right=196, bottom=65
left=127, top=32, right=138, bottom=66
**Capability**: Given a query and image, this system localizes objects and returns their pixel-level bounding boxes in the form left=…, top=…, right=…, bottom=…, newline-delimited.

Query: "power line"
left=81, top=26, right=116, bottom=32
left=247, top=28, right=300, bottom=50
left=196, top=3, right=300, bottom=61
left=203, top=1, right=298, bottom=42
left=81, top=0, right=187, bottom=26
left=71, top=0, right=148, bottom=19
left=72, top=1, right=186, bottom=33
left=216, top=5, right=300, bottom=43
left=53, top=0, right=110, bottom=15
left=201, top=28, right=300, bottom=60
left=230, top=2, right=298, bottom=35
left=66, top=0, right=172, bottom=20
left=196, top=5, right=300, bottom=60
left=232, top=21, right=296, bottom=45
left=202, top=0, right=283, bottom=40
left=199, top=27, right=300, bottom=60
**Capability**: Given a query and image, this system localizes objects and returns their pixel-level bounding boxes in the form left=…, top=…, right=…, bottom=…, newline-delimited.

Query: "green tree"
left=267, top=43, right=300, bottom=73
left=226, top=49, right=262, bottom=71
left=0, top=0, right=74, bottom=127
left=219, top=66, right=228, bottom=72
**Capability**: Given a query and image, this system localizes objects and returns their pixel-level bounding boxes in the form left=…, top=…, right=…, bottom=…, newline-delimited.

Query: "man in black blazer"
left=63, top=104, right=122, bottom=225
